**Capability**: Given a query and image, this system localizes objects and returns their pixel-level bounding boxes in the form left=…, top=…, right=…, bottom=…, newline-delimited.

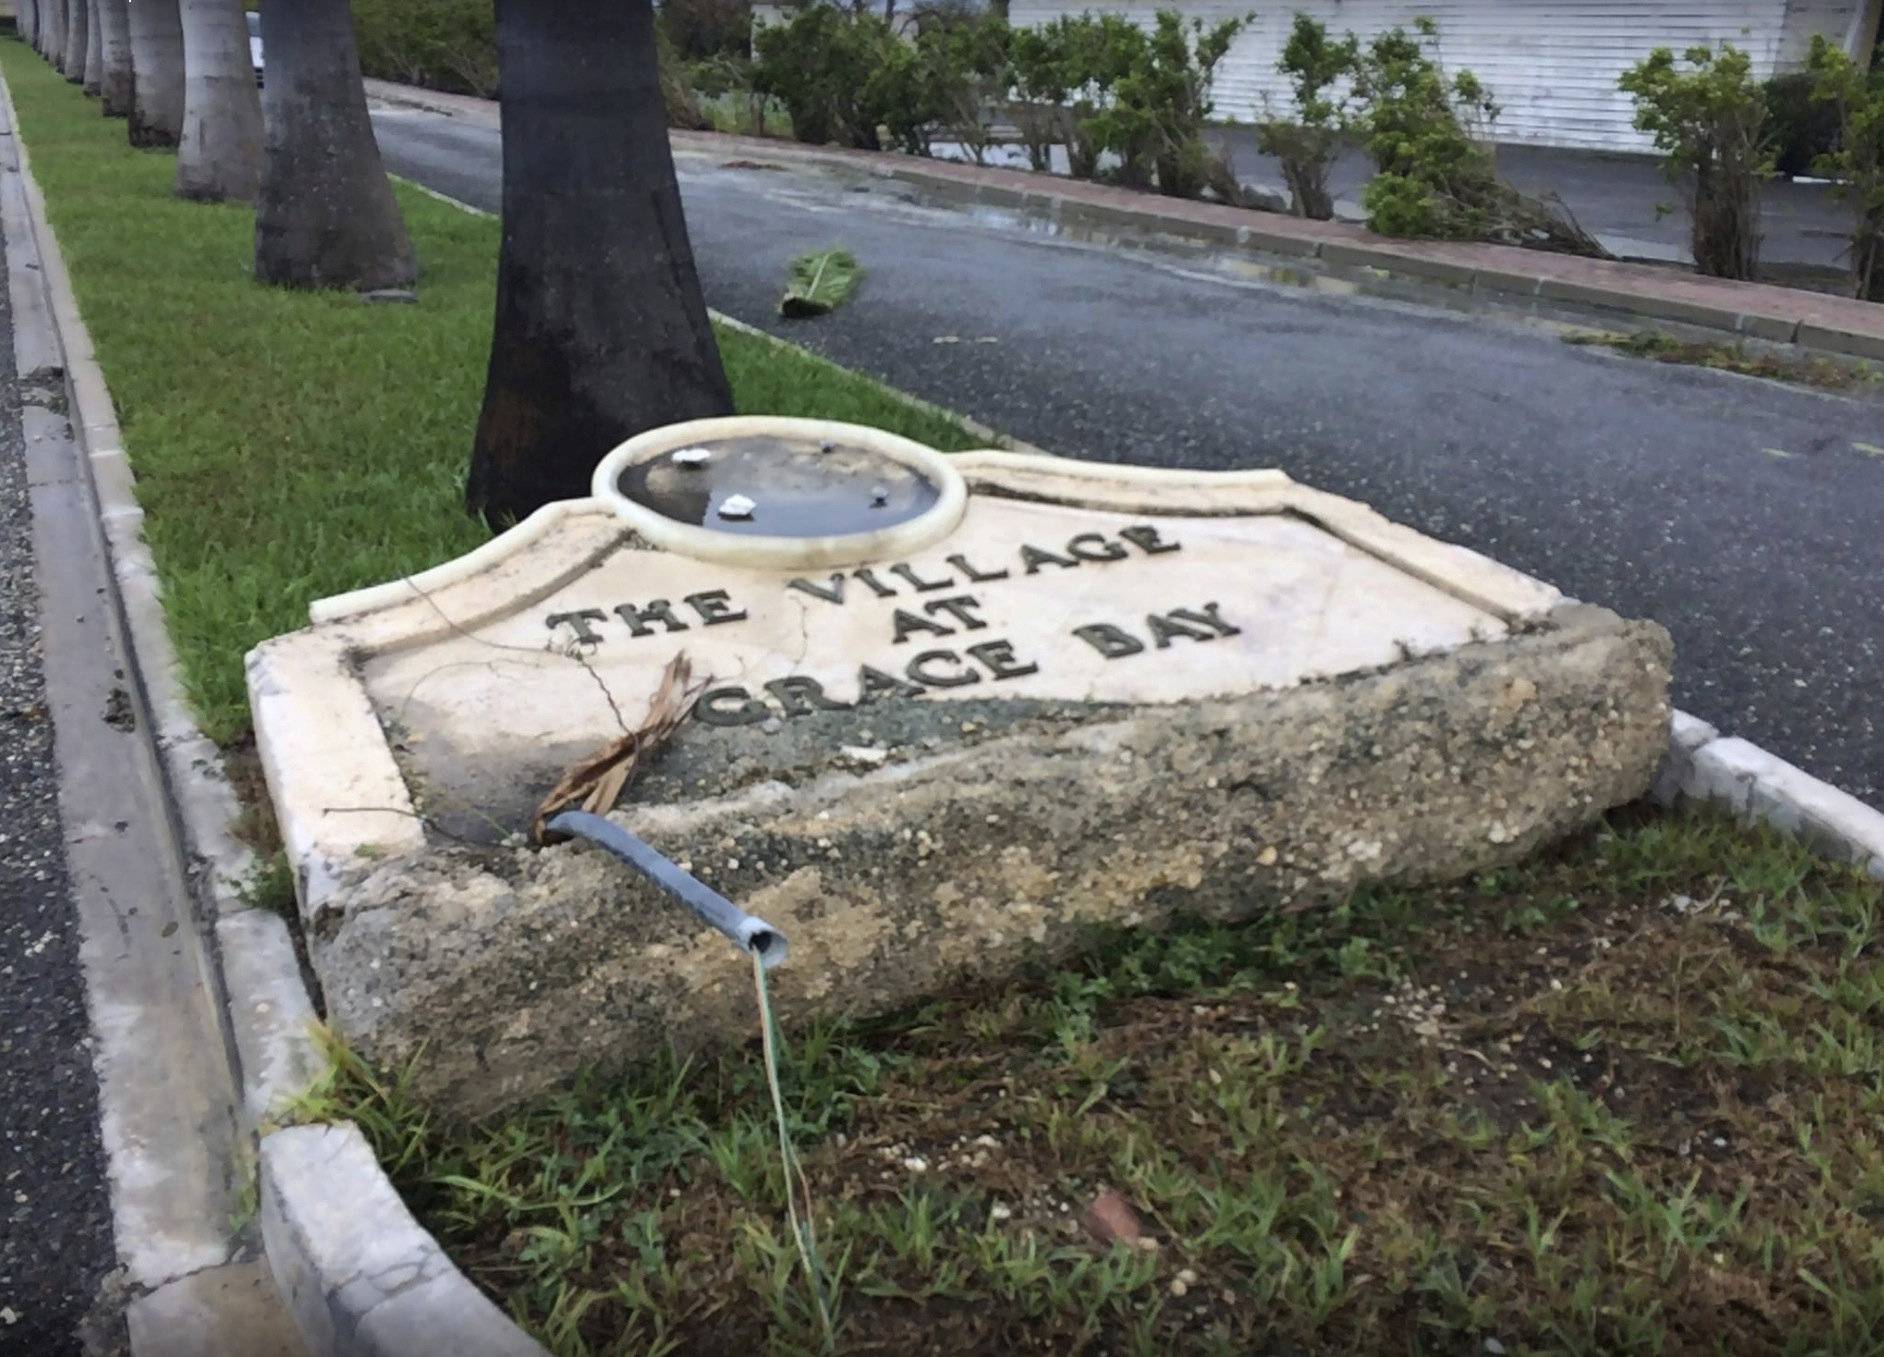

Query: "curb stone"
left=0, top=61, right=535, bottom=1357
left=261, top=1126, right=544, bottom=1357
left=0, top=58, right=322, bottom=1140
left=6, top=62, right=1878, bottom=1357
left=365, top=78, right=1884, bottom=364
left=1652, top=714, right=1884, bottom=878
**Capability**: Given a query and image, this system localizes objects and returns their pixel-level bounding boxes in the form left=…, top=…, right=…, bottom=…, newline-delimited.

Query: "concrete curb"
left=1, top=60, right=538, bottom=1357
left=1652, top=714, right=1884, bottom=878
left=261, top=1125, right=545, bottom=1357
left=365, top=78, right=1884, bottom=364
left=6, top=60, right=1877, bottom=1357
left=0, top=56, right=323, bottom=1139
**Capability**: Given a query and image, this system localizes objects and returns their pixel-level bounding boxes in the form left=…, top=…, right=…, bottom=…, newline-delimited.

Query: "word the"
left=545, top=589, right=747, bottom=645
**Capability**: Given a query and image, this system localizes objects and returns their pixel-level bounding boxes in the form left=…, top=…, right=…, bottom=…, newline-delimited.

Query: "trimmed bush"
left=351, top=0, right=497, bottom=99
left=1806, top=36, right=1884, bottom=301
left=1620, top=44, right=1772, bottom=281
left=1766, top=72, right=1841, bottom=178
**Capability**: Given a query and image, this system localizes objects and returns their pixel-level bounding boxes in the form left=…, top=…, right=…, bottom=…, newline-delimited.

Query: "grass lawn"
left=0, top=40, right=980, bottom=746
left=299, top=807, right=1884, bottom=1356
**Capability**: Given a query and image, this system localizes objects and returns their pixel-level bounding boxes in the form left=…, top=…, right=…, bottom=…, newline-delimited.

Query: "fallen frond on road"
left=781, top=248, right=862, bottom=318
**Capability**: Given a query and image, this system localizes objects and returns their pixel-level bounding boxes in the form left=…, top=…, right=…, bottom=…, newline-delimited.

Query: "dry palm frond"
left=533, top=654, right=705, bottom=844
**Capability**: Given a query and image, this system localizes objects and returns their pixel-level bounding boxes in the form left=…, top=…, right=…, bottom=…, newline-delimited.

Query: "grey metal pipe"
left=546, top=810, right=790, bottom=969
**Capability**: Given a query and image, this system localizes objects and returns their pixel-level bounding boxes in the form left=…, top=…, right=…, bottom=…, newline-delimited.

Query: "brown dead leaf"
left=533, top=654, right=705, bottom=843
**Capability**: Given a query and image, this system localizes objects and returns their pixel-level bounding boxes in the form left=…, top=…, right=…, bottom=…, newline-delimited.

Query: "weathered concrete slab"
left=124, top=1260, right=304, bottom=1357
left=260, top=1125, right=545, bottom=1357
left=247, top=422, right=1671, bottom=1116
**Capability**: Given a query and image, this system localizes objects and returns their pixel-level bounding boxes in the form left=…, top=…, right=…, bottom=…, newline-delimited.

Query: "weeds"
left=296, top=807, right=1884, bottom=1353
left=1563, top=328, right=1880, bottom=391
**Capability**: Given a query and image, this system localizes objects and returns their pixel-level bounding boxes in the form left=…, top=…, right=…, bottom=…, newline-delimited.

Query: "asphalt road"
left=0, top=235, right=115, bottom=1354
left=371, top=106, right=1884, bottom=808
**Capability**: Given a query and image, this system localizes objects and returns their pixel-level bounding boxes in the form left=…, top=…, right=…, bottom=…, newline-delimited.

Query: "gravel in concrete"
left=370, top=105, right=1884, bottom=809
left=0, top=225, right=115, bottom=1357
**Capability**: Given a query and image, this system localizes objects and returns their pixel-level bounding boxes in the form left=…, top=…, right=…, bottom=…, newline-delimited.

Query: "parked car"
left=247, top=10, right=263, bottom=86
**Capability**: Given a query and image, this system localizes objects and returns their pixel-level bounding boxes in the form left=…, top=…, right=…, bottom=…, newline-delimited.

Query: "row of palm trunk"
left=20, top=0, right=414, bottom=289
left=15, top=0, right=734, bottom=527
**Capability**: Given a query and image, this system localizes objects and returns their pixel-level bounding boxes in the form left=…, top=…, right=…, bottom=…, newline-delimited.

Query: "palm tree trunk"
left=175, top=0, right=261, bottom=201
left=83, top=0, right=105, bottom=95
left=128, top=0, right=185, bottom=147
left=255, top=0, right=416, bottom=291
left=96, top=0, right=135, bottom=118
left=465, top=0, right=732, bottom=526
left=41, top=0, right=64, bottom=66
left=21, top=0, right=39, bottom=54
left=62, top=0, right=89, bottom=82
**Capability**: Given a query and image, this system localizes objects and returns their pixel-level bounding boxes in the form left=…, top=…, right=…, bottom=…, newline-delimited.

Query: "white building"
left=1008, top=0, right=1884, bottom=152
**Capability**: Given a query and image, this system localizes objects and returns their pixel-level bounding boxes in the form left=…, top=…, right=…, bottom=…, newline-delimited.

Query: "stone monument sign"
left=248, top=418, right=1672, bottom=1116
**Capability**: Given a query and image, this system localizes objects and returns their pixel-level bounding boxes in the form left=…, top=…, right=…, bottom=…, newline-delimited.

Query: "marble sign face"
left=250, top=417, right=1559, bottom=899
left=245, top=417, right=1674, bottom=1116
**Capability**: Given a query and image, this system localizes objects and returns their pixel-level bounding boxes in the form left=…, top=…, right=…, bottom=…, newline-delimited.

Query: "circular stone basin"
left=591, top=416, right=966, bottom=568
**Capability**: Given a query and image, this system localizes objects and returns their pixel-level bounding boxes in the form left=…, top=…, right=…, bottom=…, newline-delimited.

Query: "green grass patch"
left=0, top=40, right=981, bottom=745
left=296, top=806, right=1884, bottom=1355
left=1563, top=327, right=1881, bottom=393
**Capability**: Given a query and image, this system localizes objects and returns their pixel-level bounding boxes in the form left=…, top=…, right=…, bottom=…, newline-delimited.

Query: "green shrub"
left=1097, top=10, right=1246, bottom=198
left=752, top=6, right=1239, bottom=201
left=1765, top=71, right=1842, bottom=177
left=1033, top=13, right=1146, bottom=180
left=1620, top=44, right=1772, bottom=280
left=350, top=0, right=708, bottom=128
left=1805, top=36, right=1884, bottom=301
left=752, top=7, right=902, bottom=150
left=1353, top=19, right=1604, bottom=253
left=1256, top=13, right=1359, bottom=219
left=917, top=13, right=1014, bottom=166
left=662, top=0, right=751, bottom=61
left=1009, top=21, right=1078, bottom=171
left=350, top=0, right=497, bottom=98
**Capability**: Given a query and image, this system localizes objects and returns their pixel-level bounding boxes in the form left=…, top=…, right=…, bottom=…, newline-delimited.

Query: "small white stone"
left=717, top=493, right=756, bottom=520
left=670, top=446, right=711, bottom=467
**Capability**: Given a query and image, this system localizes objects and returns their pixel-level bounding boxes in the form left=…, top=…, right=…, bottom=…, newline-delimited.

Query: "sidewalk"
left=363, top=79, right=1884, bottom=363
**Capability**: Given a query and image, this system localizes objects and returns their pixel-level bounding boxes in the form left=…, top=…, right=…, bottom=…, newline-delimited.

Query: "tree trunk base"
left=128, top=121, right=180, bottom=149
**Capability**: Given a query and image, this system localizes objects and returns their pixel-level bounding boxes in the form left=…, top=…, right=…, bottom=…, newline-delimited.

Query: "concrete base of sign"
left=248, top=443, right=1671, bottom=1117
left=314, top=604, right=1665, bottom=1117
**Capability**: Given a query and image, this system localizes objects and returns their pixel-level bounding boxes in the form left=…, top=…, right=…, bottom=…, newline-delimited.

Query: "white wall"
left=1007, top=0, right=1872, bottom=153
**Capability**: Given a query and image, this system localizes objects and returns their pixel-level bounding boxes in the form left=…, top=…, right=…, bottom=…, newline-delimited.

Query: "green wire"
left=753, top=950, right=834, bottom=1340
